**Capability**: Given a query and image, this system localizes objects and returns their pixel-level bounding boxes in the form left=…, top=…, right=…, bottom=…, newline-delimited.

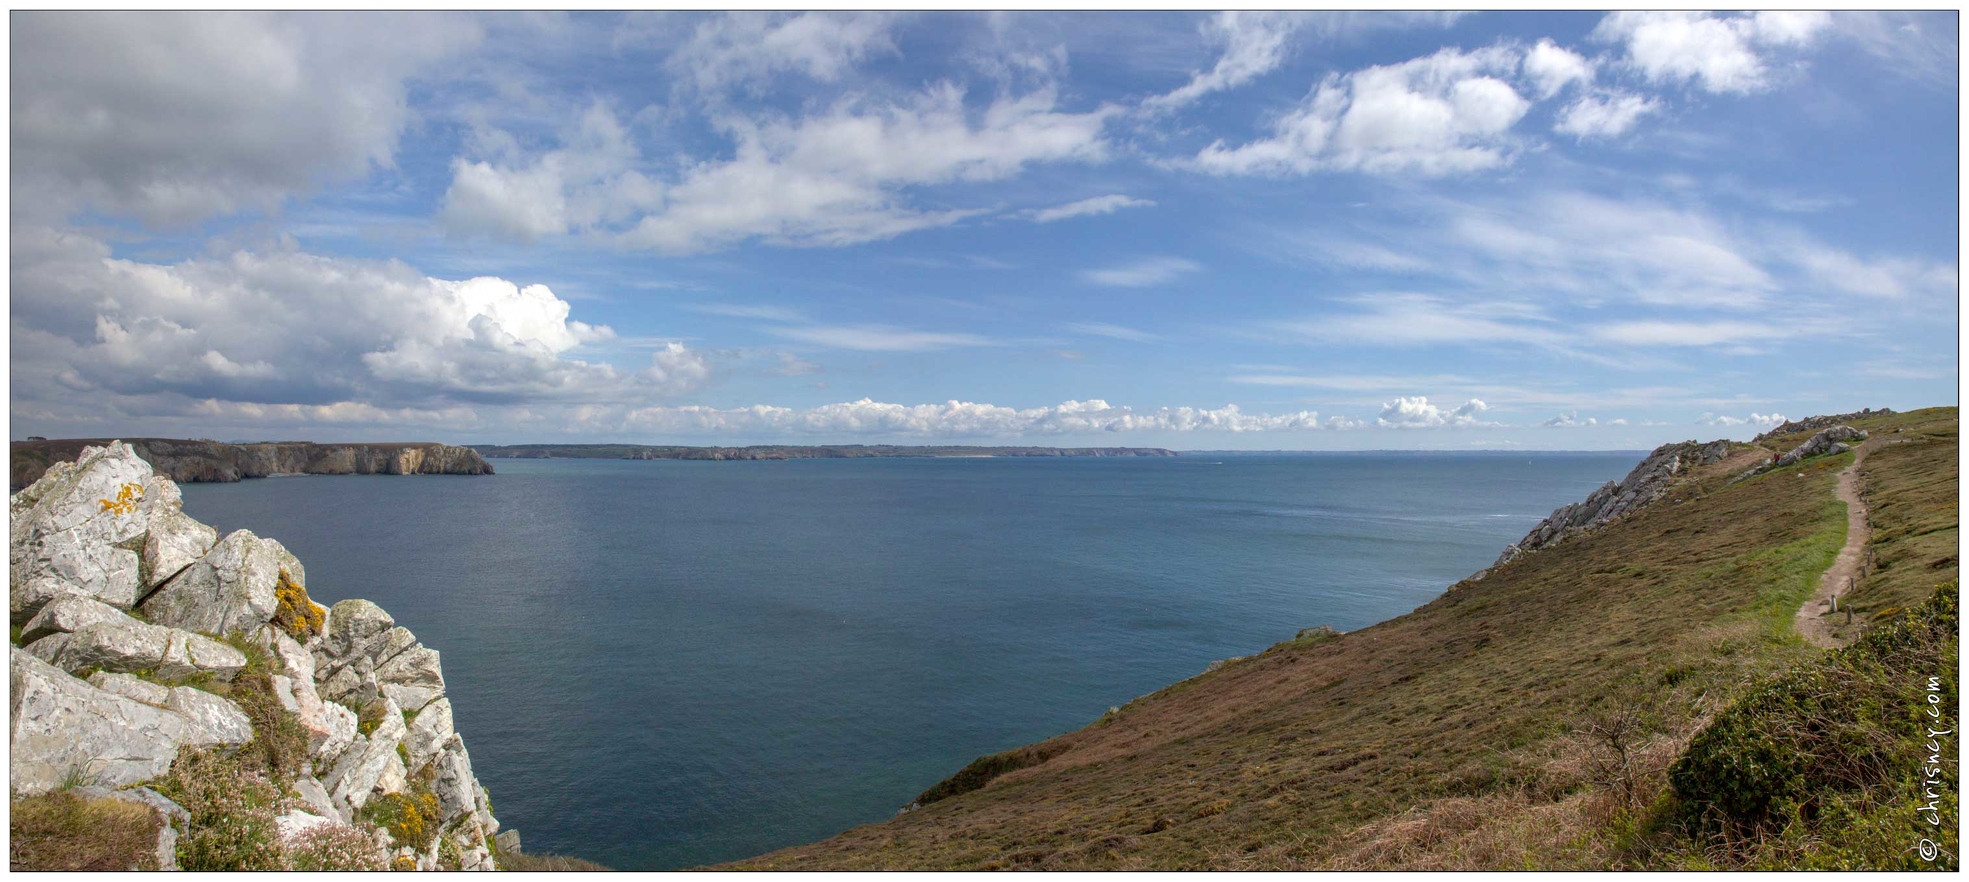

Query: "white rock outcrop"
left=1493, top=438, right=1733, bottom=566
left=9, top=441, right=506, bottom=870
left=10, top=441, right=155, bottom=621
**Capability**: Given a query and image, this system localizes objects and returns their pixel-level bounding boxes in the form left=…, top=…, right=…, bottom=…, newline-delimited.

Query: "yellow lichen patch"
left=271, top=570, right=324, bottom=641
left=95, top=482, right=143, bottom=516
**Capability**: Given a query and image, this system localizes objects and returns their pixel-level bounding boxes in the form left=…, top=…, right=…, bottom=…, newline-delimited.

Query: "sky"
left=7, top=10, right=1959, bottom=450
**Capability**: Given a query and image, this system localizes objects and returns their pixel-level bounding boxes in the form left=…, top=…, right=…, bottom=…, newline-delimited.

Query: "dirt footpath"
left=1795, top=440, right=1880, bottom=648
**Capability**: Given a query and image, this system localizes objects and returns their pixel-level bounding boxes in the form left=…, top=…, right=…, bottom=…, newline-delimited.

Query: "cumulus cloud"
left=1593, top=11, right=1832, bottom=94
left=1146, top=11, right=1306, bottom=111
left=668, top=12, right=898, bottom=96
left=440, top=104, right=664, bottom=242
left=1541, top=412, right=1600, bottom=428
left=1523, top=38, right=1594, bottom=98
left=1376, top=396, right=1491, bottom=428
left=1697, top=412, right=1787, bottom=427
left=1555, top=90, right=1659, bottom=139
left=613, top=83, right=1116, bottom=253
left=1022, top=194, right=1156, bottom=223
left=619, top=398, right=1349, bottom=437
left=9, top=227, right=708, bottom=416
left=1193, top=45, right=1530, bottom=177
left=1080, top=257, right=1202, bottom=287
left=11, top=11, right=479, bottom=227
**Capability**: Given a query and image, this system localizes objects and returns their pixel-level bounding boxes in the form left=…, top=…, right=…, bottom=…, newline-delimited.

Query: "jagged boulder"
left=19, top=593, right=134, bottom=645
left=323, top=696, right=409, bottom=815
left=26, top=617, right=247, bottom=683
left=10, top=442, right=155, bottom=621
left=1773, top=425, right=1866, bottom=469
left=316, top=606, right=448, bottom=712
left=134, top=473, right=219, bottom=593
left=165, top=686, right=255, bottom=747
left=10, top=647, right=190, bottom=793
left=140, top=529, right=285, bottom=635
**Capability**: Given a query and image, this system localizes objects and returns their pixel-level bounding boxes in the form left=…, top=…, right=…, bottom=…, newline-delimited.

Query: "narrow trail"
left=1794, top=439, right=1881, bottom=648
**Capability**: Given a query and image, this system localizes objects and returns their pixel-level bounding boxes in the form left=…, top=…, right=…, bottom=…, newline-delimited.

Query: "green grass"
left=1658, top=583, right=1958, bottom=869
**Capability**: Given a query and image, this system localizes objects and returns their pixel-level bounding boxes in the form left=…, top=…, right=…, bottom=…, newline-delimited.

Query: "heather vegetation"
left=728, top=408, right=1957, bottom=870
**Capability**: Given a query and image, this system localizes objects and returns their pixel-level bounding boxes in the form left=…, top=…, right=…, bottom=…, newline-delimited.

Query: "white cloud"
left=765, top=325, right=993, bottom=352
left=1145, top=11, right=1305, bottom=111
left=1523, top=38, right=1593, bottom=99
left=1541, top=412, right=1600, bottom=428
left=1376, top=396, right=1491, bottom=428
left=1192, top=45, right=1530, bottom=177
left=1697, top=411, right=1787, bottom=427
left=1080, top=257, right=1202, bottom=287
left=1555, top=90, right=1659, bottom=139
left=668, top=12, right=898, bottom=96
left=620, top=398, right=1346, bottom=437
left=690, top=303, right=808, bottom=322
left=614, top=83, right=1116, bottom=253
left=1023, top=194, right=1156, bottom=223
left=9, top=227, right=708, bottom=413
left=1273, top=294, right=1563, bottom=348
left=1590, top=320, right=1795, bottom=348
left=1778, top=240, right=1960, bottom=300
left=1064, top=322, right=1160, bottom=342
left=11, top=11, right=480, bottom=227
left=1593, top=11, right=1831, bottom=94
left=440, top=103, right=664, bottom=242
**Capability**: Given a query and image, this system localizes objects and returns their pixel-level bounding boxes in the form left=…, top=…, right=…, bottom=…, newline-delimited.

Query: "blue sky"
left=9, top=11, right=1959, bottom=449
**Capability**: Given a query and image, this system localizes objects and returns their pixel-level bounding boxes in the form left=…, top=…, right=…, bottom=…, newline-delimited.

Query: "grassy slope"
left=725, top=407, right=1957, bottom=870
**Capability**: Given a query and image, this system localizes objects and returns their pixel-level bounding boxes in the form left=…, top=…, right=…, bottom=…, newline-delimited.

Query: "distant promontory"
left=470, top=444, right=1179, bottom=461
left=10, top=438, right=494, bottom=491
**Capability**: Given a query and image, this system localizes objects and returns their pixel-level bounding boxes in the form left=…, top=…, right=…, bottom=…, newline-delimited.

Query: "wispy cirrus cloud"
left=765, top=324, right=994, bottom=352
left=1079, top=256, right=1201, bottom=287
left=1021, top=194, right=1155, bottom=223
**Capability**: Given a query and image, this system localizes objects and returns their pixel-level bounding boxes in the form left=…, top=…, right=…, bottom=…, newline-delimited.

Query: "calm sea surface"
left=178, top=452, right=1635, bottom=869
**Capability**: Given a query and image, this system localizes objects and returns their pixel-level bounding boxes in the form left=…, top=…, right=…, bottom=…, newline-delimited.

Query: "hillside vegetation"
left=726, top=407, right=1957, bottom=871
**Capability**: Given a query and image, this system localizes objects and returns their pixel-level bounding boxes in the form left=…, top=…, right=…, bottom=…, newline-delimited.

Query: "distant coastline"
left=470, top=444, right=1178, bottom=461
left=10, top=438, right=493, bottom=490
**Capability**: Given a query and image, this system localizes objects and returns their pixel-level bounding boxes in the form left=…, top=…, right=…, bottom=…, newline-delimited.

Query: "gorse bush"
left=362, top=788, right=443, bottom=850
left=152, top=748, right=284, bottom=871
left=1668, top=582, right=1958, bottom=868
left=271, top=570, right=324, bottom=642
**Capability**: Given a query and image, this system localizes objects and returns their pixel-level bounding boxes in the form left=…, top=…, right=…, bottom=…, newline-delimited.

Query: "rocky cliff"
left=1489, top=438, right=1735, bottom=567
left=11, top=439, right=494, bottom=491
left=10, top=442, right=507, bottom=871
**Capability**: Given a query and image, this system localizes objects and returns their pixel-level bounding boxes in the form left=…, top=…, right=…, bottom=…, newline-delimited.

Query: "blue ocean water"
left=177, top=452, right=1634, bottom=870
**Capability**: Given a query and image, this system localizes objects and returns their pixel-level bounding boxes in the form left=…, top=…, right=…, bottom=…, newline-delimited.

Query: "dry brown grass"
left=9, top=790, right=161, bottom=871
left=722, top=408, right=1957, bottom=871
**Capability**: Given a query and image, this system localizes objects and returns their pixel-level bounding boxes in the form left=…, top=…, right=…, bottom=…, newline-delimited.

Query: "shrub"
left=362, top=790, right=443, bottom=850
left=152, top=747, right=285, bottom=871
left=1668, top=583, right=1957, bottom=867
left=913, top=742, right=1069, bottom=807
left=9, top=790, right=161, bottom=870
left=286, top=823, right=386, bottom=871
left=228, top=671, right=313, bottom=785
left=271, top=571, right=324, bottom=642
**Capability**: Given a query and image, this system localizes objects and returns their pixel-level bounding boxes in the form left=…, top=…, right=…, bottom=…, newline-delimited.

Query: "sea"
left=177, top=451, right=1637, bottom=870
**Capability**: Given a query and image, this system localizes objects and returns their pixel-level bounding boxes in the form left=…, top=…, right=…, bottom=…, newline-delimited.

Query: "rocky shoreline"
left=10, top=439, right=494, bottom=491
left=10, top=442, right=508, bottom=870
